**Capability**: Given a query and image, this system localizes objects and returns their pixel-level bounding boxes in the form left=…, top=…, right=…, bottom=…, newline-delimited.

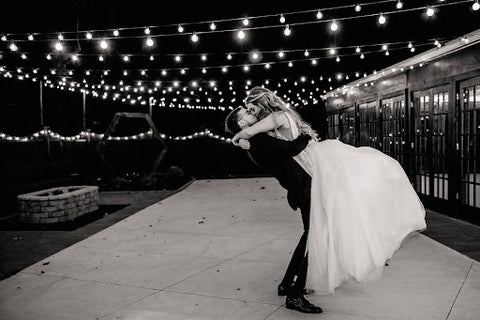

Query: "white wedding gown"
left=272, top=112, right=427, bottom=294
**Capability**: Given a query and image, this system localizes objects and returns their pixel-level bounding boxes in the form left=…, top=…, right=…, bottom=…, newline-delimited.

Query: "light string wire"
left=3, top=0, right=473, bottom=42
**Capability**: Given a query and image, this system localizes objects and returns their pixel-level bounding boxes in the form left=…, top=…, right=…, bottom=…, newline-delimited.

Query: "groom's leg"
left=280, top=230, right=307, bottom=288
left=280, top=204, right=310, bottom=291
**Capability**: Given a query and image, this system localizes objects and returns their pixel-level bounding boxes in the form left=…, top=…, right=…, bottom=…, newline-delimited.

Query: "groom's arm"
left=249, top=133, right=311, bottom=157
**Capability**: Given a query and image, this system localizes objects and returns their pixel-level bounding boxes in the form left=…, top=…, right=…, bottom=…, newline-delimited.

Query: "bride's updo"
left=245, top=87, right=318, bottom=140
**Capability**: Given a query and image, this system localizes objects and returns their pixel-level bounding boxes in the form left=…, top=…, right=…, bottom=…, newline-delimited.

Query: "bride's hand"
left=237, top=139, right=250, bottom=150
left=232, top=134, right=241, bottom=145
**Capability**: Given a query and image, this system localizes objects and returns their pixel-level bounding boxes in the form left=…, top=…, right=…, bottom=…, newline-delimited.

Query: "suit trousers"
left=281, top=204, right=309, bottom=297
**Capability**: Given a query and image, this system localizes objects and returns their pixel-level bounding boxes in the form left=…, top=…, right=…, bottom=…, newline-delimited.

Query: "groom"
left=225, top=107, right=322, bottom=314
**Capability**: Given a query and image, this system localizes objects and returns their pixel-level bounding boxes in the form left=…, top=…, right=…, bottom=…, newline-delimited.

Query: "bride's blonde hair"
left=245, top=86, right=318, bottom=140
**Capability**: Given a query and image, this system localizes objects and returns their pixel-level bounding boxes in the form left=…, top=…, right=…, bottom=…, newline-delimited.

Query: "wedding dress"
left=271, top=112, right=426, bottom=294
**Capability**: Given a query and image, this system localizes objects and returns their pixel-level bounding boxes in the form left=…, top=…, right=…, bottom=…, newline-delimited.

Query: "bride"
left=231, top=86, right=427, bottom=294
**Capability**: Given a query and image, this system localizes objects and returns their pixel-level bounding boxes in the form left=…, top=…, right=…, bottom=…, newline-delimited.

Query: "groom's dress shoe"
left=278, top=284, right=312, bottom=296
left=286, top=296, right=323, bottom=314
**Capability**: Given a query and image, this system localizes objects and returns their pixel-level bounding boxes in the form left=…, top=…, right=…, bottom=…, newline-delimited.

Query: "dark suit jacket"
left=247, top=133, right=312, bottom=212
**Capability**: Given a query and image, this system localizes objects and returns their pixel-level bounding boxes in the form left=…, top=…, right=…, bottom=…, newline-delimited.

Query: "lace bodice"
left=270, top=112, right=315, bottom=177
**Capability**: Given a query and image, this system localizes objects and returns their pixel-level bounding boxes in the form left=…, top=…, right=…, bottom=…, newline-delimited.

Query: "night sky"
left=1, top=0, right=479, bottom=137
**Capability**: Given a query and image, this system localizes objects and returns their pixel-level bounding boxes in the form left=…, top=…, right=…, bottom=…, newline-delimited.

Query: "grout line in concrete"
left=162, top=289, right=282, bottom=306
left=445, top=260, right=474, bottom=320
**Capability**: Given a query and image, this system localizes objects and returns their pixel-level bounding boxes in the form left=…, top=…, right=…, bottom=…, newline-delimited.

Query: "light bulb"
left=237, top=29, right=245, bottom=40
left=144, top=27, right=150, bottom=34
left=473, top=1, right=480, bottom=11
left=100, top=39, right=108, bottom=49
left=201, top=55, right=207, bottom=61
left=304, top=49, right=310, bottom=56
left=175, top=55, right=181, bottom=62
left=123, top=55, right=129, bottom=62
left=58, top=33, right=64, bottom=40
left=396, top=1, right=403, bottom=9
left=9, top=42, right=18, bottom=51
left=55, top=41, right=63, bottom=51
left=280, top=14, right=286, bottom=23
left=227, top=53, right=232, bottom=60
left=278, top=51, right=285, bottom=58
left=242, top=18, right=249, bottom=26
left=178, top=25, right=184, bottom=33
left=283, top=25, right=291, bottom=36
left=28, top=34, right=34, bottom=41
left=191, top=33, right=199, bottom=42
left=146, top=37, right=154, bottom=47
left=99, top=55, right=104, bottom=61
left=355, top=4, right=361, bottom=12
left=330, top=20, right=338, bottom=31
left=355, top=46, right=361, bottom=53
left=210, top=22, right=216, bottom=30
left=426, top=7, right=435, bottom=17
left=378, top=14, right=386, bottom=24
left=316, top=10, right=323, bottom=19
left=329, top=48, right=336, bottom=55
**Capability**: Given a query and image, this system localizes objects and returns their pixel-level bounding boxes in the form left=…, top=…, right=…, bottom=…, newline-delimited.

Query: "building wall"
left=324, top=44, right=480, bottom=223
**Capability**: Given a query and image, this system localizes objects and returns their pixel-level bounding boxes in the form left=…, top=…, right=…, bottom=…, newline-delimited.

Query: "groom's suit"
left=245, top=133, right=312, bottom=296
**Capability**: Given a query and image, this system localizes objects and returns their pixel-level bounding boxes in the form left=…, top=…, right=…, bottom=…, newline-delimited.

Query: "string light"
left=201, top=54, right=207, bottom=61
left=57, top=33, right=64, bottom=40
left=1, top=35, right=7, bottom=41
left=474, top=1, right=480, bottom=11
left=330, top=20, right=338, bottom=31
left=123, top=55, right=130, bottom=62
left=304, top=49, right=310, bottom=56
left=21, top=54, right=27, bottom=60
left=46, top=54, right=52, bottom=60
left=55, top=41, right=63, bottom=51
left=144, top=27, right=151, bottom=35
left=227, top=53, right=232, bottom=60
left=113, top=29, right=120, bottom=36
left=178, top=25, right=184, bottom=33
left=175, top=55, right=181, bottom=62
left=426, top=7, right=435, bottom=17
left=396, top=1, right=403, bottom=9
left=283, top=25, right=292, bottom=36
left=280, top=14, right=286, bottom=23
left=100, top=39, right=108, bottom=50
left=356, top=46, right=361, bottom=53
left=378, top=13, right=386, bottom=24
left=146, top=37, right=154, bottom=47
left=150, top=55, right=154, bottom=61
left=28, top=34, right=34, bottom=41
left=355, top=4, right=361, bottom=12
left=191, top=33, right=199, bottom=42
left=9, top=42, right=18, bottom=52
left=316, top=9, right=323, bottom=19
left=237, top=29, right=246, bottom=40
left=278, top=51, right=285, bottom=58
left=99, top=55, right=104, bottom=61
left=242, top=18, right=250, bottom=26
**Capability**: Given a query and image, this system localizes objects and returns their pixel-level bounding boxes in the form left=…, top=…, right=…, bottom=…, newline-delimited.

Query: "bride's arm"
left=232, top=112, right=288, bottom=144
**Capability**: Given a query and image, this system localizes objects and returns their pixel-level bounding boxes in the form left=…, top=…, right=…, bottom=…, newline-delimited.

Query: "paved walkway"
left=0, top=178, right=478, bottom=320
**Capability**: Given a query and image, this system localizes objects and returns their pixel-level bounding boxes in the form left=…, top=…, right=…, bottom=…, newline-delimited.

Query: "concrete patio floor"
left=0, top=178, right=479, bottom=320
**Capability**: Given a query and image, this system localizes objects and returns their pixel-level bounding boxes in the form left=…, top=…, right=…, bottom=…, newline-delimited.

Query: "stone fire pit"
left=17, top=186, right=99, bottom=224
